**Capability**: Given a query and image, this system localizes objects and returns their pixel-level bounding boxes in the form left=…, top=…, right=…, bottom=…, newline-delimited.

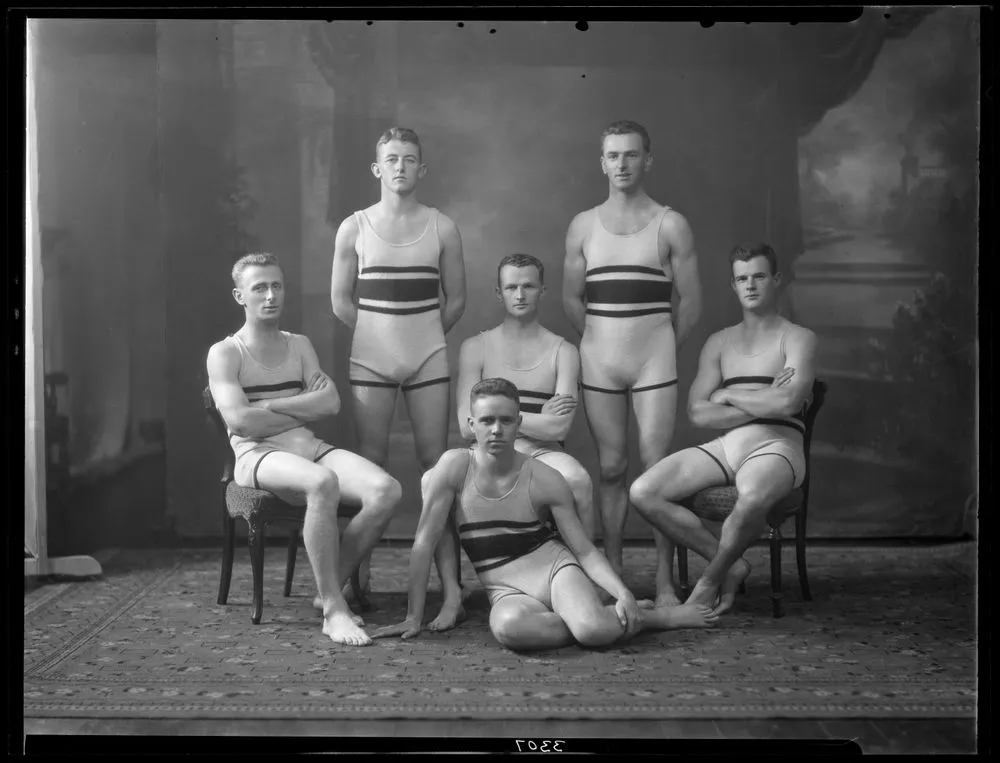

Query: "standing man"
left=331, top=127, right=466, bottom=630
left=630, top=243, right=817, bottom=615
left=207, top=253, right=402, bottom=646
left=563, top=120, right=703, bottom=607
left=456, top=253, right=595, bottom=538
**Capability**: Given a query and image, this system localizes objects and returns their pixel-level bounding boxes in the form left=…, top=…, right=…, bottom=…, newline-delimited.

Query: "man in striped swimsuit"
left=456, top=253, right=596, bottom=540
left=331, top=127, right=466, bottom=630
left=630, top=243, right=818, bottom=616
left=207, top=253, right=402, bottom=646
left=563, top=121, right=703, bottom=608
left=373, top=378, right=718, bottom=650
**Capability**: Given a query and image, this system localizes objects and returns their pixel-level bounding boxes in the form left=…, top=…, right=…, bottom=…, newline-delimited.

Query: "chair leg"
left=769, top=525, right=784, bottom=618
left=218, top=515, right=236, bottom=605
left=795, top=512, right=812, bottom=601
left=284, top=526, right=299, bottom=598
left=352, top=567, right=371, bottom=612
left=677, top=545, right=690, bottom=592
left=248, top=519, right=266, bottom=624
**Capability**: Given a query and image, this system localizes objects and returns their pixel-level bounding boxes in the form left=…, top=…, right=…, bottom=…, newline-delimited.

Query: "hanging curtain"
left=34, top=20, right=163, bottom=477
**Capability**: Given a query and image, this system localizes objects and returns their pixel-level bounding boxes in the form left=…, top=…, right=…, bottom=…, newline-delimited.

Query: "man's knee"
left=490, top=608, right=528, bottom=650
left=597, top=453, right=628, bottom=484
left=735, top=483, right=780, bottom=515
left=570, top=618, right=617, bottom=649
left=308, top=469, right=340, bottom=506
left=564, top=466, right=594, bottom=505
left=628, top=473, right=660, bottom=514
left=369, top=473, right=403, bottom=513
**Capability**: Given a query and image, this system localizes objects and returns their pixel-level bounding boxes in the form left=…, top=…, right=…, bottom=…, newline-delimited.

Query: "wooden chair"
left=676, top=380, right=828, bottom=618
left=203, top=387, right=368, bottom=624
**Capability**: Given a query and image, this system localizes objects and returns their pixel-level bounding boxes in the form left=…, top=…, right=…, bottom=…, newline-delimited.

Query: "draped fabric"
left=33, top=21, right=165, bottom=476
left=308, top=11, right=931, bottom=266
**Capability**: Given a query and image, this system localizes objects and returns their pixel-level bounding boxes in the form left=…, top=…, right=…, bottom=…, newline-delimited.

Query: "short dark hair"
left=729, top=243, right=779, bottom=277
left=232, top=252, right=281, bottom=286
left=470, top=378, right=520, bottom=408
left=375, top=127, right=422, bottom=162
left=601, top=120, right=651, bottom=154
left=497, top=253, right=545, bottom=288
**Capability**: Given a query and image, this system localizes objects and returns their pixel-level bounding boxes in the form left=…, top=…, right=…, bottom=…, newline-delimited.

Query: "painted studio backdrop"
left=30, top=13, right=977, bottom=552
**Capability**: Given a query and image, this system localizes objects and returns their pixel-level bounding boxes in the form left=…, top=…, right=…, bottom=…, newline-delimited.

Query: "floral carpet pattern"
left=24, top=543, right=976, bottom=720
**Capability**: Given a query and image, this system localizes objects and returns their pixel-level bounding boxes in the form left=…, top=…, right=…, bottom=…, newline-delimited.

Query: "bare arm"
left=687, top=332, right=756, bottom=430
left=438, top=214, right=467, bottom=334
left=661, top=211, right=702, bottom=348
left=372, top=451, right=466, bottom=639
left=533, top=464, right=631, bottom=601
left=456, top=336, right=485, bottom=441
left=715, top=328, right=818, bottom=418
left=562, top=213, right=589, bottom=336
left=261, top=335, right=340, bottom=421
left=517, top=342, right=580, bottom=442
left=206, top=341, right=303, bottom=439
left=331, top=216, right=360, bottom=330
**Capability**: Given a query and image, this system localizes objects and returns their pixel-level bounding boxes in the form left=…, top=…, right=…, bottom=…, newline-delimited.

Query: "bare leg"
left=349, top=383, right=399, bottom=601
left=255, top=453, right=371, bottom=646
left=403, top=379, right=466, bottom=631
left=582, top=388, right=630, bottom=579
left=549, top=564, right=718, bottom=649
left=686, top=456, right=794, bottom=614
left=489, top=594, right=576, bottom=652
left=632, top=385, right=680, bottom=607
left=310, top=449, right=401, bottom=623
left=533, top=450, right=596, bottom=542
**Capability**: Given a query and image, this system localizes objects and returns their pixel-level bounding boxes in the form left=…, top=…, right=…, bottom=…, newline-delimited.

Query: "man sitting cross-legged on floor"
left=629, top=242, right=818, bottom=616
left=207, top=252, right=402, bottom=646
left=373, top=378, right=718, bottom=651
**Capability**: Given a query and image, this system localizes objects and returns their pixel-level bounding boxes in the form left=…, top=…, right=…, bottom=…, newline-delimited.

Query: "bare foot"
left=685, top=578, right=721, bottom=610
left=662, top=602, right=720, bottom=629
left=322, top=611, right=372, bottom=646
left=314, top=595, right=364, bottom=626
left=637, top=599, right=656, bottom=610
left=654, top=589, right=683, bottom=608
left=427, top=599, right=467, bottom=632
left=712, top=558, right=752, bottom=616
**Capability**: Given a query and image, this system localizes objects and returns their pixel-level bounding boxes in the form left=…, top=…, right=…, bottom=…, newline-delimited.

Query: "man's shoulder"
left=208, top=335, right=238, bottom=361
left=782, top=320, right=817, bottom=345
left=459, top=328, right=491, bottom=353
left=568, top=206, right=598, bottom=231
left=658, top=205, right=691, bottom=235
left=436, top=448, right=472, bottom=479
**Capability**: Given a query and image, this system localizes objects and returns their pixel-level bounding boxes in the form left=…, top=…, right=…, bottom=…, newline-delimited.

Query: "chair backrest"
left=799, top=379, right=828, bottom=512
left=203, top=386, right=235, bottom=482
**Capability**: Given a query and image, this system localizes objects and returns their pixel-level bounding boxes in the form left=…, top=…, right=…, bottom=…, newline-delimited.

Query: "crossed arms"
left=206, top=334, right=340, bottom=439
left=456, top=337, right=581, bottom=442
left=687, top=326, right=818, bottom=430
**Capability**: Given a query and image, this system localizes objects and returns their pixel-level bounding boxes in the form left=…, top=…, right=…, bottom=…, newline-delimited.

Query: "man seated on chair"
left=206, top=252, right=402, bottom=646
left=629, top=242, right=818, bottom=617
left=372, top=378, right=718, bottom=651
left=456, top=253, right=596, bottom=540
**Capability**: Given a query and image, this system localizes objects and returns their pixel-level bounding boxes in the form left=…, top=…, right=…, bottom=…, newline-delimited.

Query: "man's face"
left=372, top=140, right=425, bottom=193
left=731, top=256, right=780, bottom=310
left=469, top=394, right=521, bottom=455
left=234, top=265, right=284, bottom=321
left=496, top=265, right=544, bottom=318
left=600, top=132, right=650, bottom=190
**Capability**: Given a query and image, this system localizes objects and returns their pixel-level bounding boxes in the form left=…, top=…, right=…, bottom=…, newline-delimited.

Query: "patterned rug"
left=24, top=543, right=976, bottom=720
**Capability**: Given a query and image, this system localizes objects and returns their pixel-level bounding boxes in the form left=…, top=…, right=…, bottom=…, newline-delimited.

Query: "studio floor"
left=23, top=541, right=980, bottom=755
